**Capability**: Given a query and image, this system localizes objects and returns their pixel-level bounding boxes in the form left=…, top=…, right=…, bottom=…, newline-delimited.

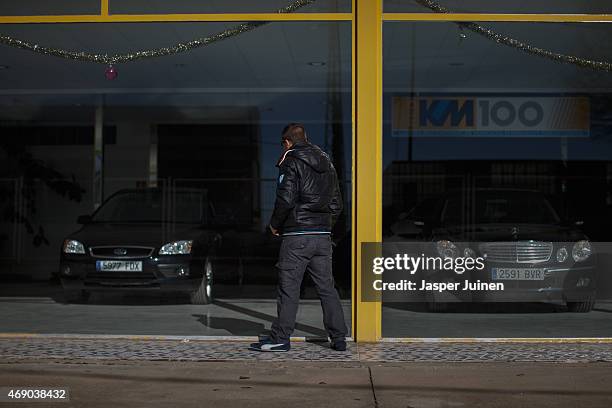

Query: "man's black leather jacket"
left=270, top=141, right=343, bottom=234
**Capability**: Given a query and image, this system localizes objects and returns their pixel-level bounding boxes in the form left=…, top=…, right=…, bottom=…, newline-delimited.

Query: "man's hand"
left=269, top=225, right=280, bottom=236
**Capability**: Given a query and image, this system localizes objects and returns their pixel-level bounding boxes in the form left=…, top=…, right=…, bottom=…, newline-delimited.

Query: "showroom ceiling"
left=0, top=21, right=351, bottom=91
left=0, top=1, right=610, bottom=95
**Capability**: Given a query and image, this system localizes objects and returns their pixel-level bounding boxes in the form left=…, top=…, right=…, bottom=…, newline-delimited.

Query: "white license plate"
left=491, top=268, right=545, bottom=280
left=96, top=260, right=143, bottom=272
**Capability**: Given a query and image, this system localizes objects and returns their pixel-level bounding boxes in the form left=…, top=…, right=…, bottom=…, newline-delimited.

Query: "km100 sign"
left=392, top=95, right=589, bottom=137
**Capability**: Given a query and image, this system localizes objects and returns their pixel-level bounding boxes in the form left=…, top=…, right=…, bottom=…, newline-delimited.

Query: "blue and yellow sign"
left=392, top=96, right=590, bottom=137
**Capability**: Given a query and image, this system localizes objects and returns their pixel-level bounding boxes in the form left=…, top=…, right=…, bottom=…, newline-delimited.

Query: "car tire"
left=190, top=258, right=213, bottom=305
left=63, top=289, right=90, bottom=304
left=567, top=297, right=595, bottom=313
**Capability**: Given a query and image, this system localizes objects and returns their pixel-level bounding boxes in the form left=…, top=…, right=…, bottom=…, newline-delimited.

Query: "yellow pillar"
left=352, top=0, right=382, bottom=342
left=101, top=0, right=109, bottom=16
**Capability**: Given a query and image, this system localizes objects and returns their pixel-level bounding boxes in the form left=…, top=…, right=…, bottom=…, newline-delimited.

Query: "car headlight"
left=572, top=240, right=591, bottom=262
left=464, top=247, right=476, bottom=258
left=436, top=240, right=459, bottom=259
left=159, top=240, right=193, bottom=255
left=63, top=239, right=85, bottom=254
left=556, top=247, right=568, bottom=263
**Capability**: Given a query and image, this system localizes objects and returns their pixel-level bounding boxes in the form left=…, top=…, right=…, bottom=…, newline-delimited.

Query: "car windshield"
left=405, top=197, right=439, bottom=220
left=92, top=190, right=208, bottom=224
left=441, top=191, right=560, bottom=225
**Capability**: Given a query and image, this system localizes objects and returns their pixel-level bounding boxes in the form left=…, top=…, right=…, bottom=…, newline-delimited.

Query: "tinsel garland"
left=0, top=0, right=610, bottom=72
left=415, top=0, right=612, bottom=72
left=0, top=0, right=315, bottom=65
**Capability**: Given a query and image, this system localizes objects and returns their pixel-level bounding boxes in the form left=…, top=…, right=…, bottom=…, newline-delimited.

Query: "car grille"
left=85, top=270, right=157, bottom=285
left=89, top=246, right=154, bottom=259
left=479, top=241, right=553, bottom=263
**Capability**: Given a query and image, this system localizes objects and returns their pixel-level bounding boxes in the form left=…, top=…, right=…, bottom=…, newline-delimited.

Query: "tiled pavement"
left=2, top=337, right=612, bottom=363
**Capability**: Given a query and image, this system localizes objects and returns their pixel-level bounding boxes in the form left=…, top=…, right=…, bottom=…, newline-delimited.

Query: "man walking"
left=249, top=123, right=348, bottom=352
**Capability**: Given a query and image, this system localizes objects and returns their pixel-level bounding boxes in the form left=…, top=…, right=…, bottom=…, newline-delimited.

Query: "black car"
left=387, top=189, right=597, bottom=312
left=59, top=188, right=220, bottom=304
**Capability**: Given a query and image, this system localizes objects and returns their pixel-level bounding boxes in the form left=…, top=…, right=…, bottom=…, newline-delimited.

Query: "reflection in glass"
left=382, top=22, right=612, bottom=337
left=0, top=22, right=352, bottom=337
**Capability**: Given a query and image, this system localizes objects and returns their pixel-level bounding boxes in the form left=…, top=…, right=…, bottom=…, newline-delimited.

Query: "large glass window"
left=111, top=0, right=351, bottom=14
left=0, top=21, right=352, bottom=337
left=0, top=1, right=100, bottom=15
left=382, top=21, right=612, bottom=338
left=0, top=0, right=352, bottom=15
left=385, top=0, right=612, bottom=14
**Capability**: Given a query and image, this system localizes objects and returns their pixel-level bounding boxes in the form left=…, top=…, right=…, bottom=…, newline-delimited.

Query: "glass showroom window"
left=385, top=0, right=612, bottom=14
left=110, top=0, right=351, bottom=14
left=0, top=20, right=352, bottom=337
left=382, top=21, right=612, bottom=338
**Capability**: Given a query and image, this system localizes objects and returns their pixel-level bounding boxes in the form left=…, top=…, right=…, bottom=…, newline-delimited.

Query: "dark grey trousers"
left=270, top=234, right=348, bottom=343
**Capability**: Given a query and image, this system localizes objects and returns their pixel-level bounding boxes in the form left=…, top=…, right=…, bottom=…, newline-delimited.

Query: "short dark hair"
left=281, top=123, right=308, bottom=144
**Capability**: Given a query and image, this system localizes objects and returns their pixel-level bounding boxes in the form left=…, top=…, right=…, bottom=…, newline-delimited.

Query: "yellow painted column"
left=352, top=0, right=382, bottom=342
left=101, top=0, right=109, bottom=16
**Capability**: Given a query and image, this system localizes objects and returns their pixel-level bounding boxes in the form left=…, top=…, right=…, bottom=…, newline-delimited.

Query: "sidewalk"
left=2, top=337, right=612, bottom=406
left=2, top=336, right=612, bottom=362
left=2, top=359, right=612, bottom=408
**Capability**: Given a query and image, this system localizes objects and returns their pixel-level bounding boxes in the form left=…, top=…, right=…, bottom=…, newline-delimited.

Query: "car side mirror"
left=389, top=218, right=425, bottom=236
left=77, top=214, right=92, bottom=224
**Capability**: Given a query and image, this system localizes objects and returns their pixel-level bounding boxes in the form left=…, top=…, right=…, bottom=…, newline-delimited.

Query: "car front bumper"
left=59, top=254, right=204, bottom=293
left=423, top=262, right=597, bottom=303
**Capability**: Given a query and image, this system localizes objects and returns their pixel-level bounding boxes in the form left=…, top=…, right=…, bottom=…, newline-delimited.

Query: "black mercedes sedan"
left=387, top=189, right=597, bottom=312
left=59, top=188, right=220, bottom=304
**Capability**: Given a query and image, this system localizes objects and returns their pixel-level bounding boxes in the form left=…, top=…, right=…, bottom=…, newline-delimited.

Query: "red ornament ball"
left=105, top=65, right=118, bottom=80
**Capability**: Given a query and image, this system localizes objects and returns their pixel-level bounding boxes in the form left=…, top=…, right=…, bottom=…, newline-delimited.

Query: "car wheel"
left=190, top=258, right=213, bottom=305
left=63, top=289, right=90, bottom=304
left=567, top=297, right=595, bottom=313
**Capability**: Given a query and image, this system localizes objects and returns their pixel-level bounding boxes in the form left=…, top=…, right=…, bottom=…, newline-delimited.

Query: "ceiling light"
left=307, top=62, right=326, bottom=67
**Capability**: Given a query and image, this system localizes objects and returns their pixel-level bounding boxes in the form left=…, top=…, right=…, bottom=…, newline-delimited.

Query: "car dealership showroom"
left=1, top=0, right=612, bottom=341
